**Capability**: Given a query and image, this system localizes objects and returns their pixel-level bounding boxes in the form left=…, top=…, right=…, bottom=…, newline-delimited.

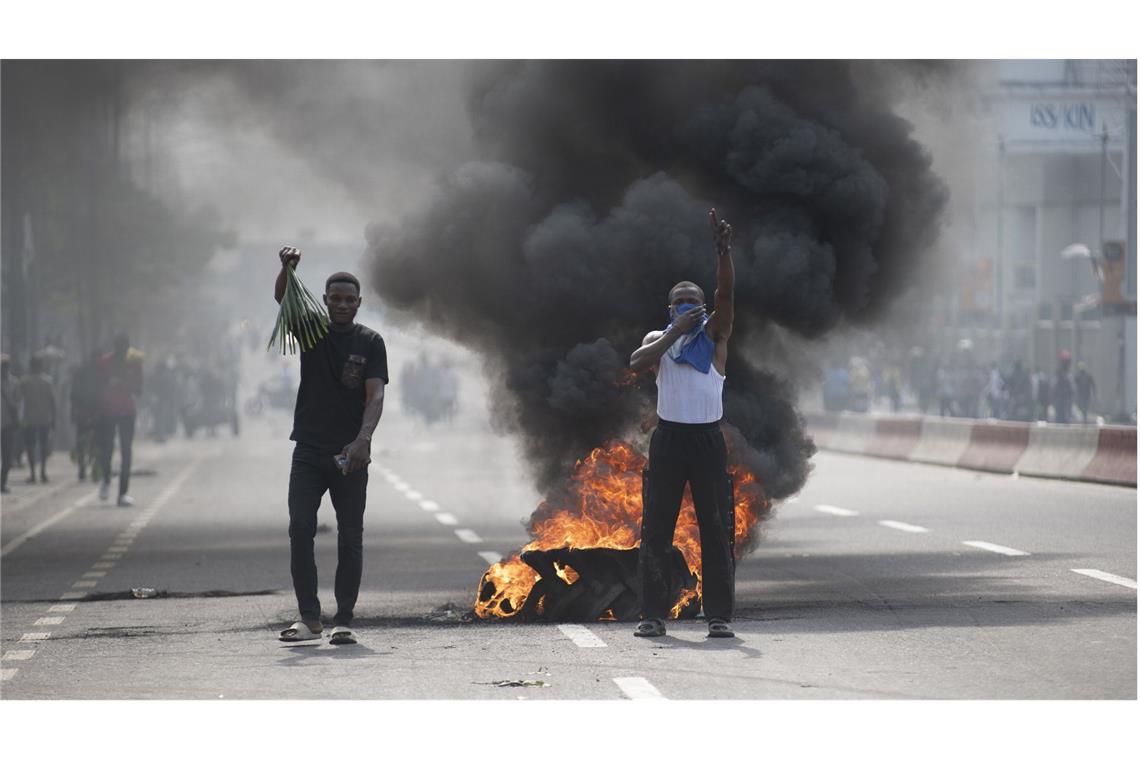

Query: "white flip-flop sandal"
left=328, top=626, right=357, bottom=645
left=279, top=622, right=322, bottom=642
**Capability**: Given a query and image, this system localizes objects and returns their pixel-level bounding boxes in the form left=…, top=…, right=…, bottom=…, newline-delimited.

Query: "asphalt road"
left=1, top=398, right=1135, bottom=699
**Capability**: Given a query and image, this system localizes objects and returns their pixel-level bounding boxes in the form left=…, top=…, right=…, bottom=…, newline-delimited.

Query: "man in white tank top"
left=629, top=209, right=736, bottom=639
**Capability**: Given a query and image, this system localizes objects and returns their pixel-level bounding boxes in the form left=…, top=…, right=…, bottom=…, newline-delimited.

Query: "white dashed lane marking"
left=406, top=490, right=423, bottom=501
left=815, top=504, right=859, bottom=517
left=419, top=500, right=440, bottom=512
left=19, top=633, right=50, bottom=642
left=0, top=669, right=16, bottom=681
left=2, top=650, right=36, bottom=662
left=962, top=540, right=1030, bottom=557
left=34, top=617, right=65, bottom=626
left=613, top=676, right=666, bottom=700
left=455, top=529, right=482, bottom=544
left=1, top=489, right=99, bottom=557
left=878, top=520, right=930, bottom=534
left=48, top=604, right=76, bottom=613
left=435, top=513, right=459, bottom=526
left=1071, top=569, right=1138, bottom=589
left=478, top=551, right=503, bottom=565
left=558, top=624, right=607, bottom=648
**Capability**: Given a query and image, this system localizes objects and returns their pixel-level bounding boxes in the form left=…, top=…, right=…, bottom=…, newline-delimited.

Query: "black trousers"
left=24, top=425, right=51, bottom=477
left=97, top=415, right=135, bottom=496
left=639, top=419, right=735, bottom=621
left=287, top=443, right=368, bottom=626
left=1, top=425, right=14, bottom=488
left=74, top=420, right=96, bottom=478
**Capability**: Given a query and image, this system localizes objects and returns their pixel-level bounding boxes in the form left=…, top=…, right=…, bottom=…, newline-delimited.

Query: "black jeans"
left=639, top=419, right=735, bottom=622
left=287, top=443, right=368, bottom=626
left=97, top=415, right=136, bottom=496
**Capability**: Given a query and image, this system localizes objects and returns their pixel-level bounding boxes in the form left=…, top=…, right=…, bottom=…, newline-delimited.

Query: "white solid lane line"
left=558, top=624, right=607, bottom=648
left=1071, top=569, right=1138, bottom=590
left=0, top=490, right=98, bottom=557
left=613, top=676, right=666, bottom=700
left=815, top=504, right=858, bottom=517
left=478, top=551, right=503, bottom=565
left=435, top=513, right=459, bottom=526
left=419, top=500, right=440, bottom=512
left=878, top=520, right=930, bottom=534
left=455, top=529, right=482, bottom=544
left=962, top=540, right=1030, bottom=557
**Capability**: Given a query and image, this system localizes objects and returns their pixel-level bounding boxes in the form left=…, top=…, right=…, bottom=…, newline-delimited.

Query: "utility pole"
left=995, top=136, right=1007, bottom=349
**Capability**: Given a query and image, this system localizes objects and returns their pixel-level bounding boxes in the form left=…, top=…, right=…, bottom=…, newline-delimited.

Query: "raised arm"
left=275, top=246, right=301, bottom=304
left=705, top=208, right=734, bottom=341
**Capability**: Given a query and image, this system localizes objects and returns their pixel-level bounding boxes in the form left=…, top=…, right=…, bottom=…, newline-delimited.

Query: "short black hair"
left=326, top=272, right=361, bottom=294
left=668, top=280, right=704, bottom=302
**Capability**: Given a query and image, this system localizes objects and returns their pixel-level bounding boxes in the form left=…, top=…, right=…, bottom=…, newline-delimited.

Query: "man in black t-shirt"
left=274, top=246, right=388, bottom=645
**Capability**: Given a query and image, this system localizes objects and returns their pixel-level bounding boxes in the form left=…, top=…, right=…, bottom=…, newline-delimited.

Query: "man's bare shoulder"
left=642, top=330, right=664, bottom=346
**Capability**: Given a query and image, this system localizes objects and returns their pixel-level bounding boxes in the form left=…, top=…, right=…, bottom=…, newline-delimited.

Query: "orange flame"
left=475, top=438, right=768, bottom=620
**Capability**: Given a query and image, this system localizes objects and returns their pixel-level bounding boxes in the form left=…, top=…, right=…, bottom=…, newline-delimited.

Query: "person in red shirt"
left=97, top=334, right=143, bottom=506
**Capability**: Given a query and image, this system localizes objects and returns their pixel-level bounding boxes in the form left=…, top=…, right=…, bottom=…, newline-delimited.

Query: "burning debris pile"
left=475, top=434, right=768, bottom=621
left=362, top=62, right=949, bottom=621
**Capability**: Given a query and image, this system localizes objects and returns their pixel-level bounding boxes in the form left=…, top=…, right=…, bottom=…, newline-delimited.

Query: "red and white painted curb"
left=805, top=412, right=1136, bottom=487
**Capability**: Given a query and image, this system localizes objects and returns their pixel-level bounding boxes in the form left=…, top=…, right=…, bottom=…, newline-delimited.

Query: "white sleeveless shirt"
left=656, top=354, right=725, bottom=423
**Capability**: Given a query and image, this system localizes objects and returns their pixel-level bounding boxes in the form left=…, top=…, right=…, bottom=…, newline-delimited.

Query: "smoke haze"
left=364, top=61, right=953, bottom=497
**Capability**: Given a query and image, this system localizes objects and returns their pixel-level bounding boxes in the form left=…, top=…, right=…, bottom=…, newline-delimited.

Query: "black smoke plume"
left=366, top=61, right=948, bottom=498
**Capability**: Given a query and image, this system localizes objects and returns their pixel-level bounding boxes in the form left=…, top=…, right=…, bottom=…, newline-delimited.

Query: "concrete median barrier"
left=866, top=418, right=923, bottom=460
left=1082, top=427, right=1138, bottom=486
left=803, top=409, right=1135, bottom=487
left=1015, top=424, right=1101, bottom=480
left=909, top=417, right=975, bottom=467
left=828, top=414, right=876, bottom=454
left=958, top=421, right=1030, bottom=474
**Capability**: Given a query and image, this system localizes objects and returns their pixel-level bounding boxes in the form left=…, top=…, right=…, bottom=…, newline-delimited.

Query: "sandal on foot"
left=279, top=621, right=322, bottom=642
left=329, top=626, right=357, bottom=645
left=634, top=619, right=666, bottom=638
left=707, top=618, right=735, bottom=638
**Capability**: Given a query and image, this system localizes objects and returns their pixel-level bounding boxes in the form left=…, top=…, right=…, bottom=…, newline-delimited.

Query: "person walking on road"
left=1, top=354, right=21, bottom=494
left=70, top=350, right=102, bottom=481
left=20, top=356, right=56, bottom=484
left=628, top=209, right=737, bottom=640
left=274, top=246, right=388, bottom=646
left=1052, top=351, right=1075, bottom=424
left=1074, top=362, right=1096, bottom=424
left=96, top=334, right=143, bottom=506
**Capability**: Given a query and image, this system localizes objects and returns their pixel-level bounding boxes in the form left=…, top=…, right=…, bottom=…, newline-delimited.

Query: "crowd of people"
left=0, top=334, right=241, bottom=499
left=822, top=345, right=1101, bottom=424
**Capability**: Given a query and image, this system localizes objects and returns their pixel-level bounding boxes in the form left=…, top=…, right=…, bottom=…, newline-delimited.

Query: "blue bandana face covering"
left=670, top=302, right=703, bottom=330
left=665, top=302, right=715, bottom=373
